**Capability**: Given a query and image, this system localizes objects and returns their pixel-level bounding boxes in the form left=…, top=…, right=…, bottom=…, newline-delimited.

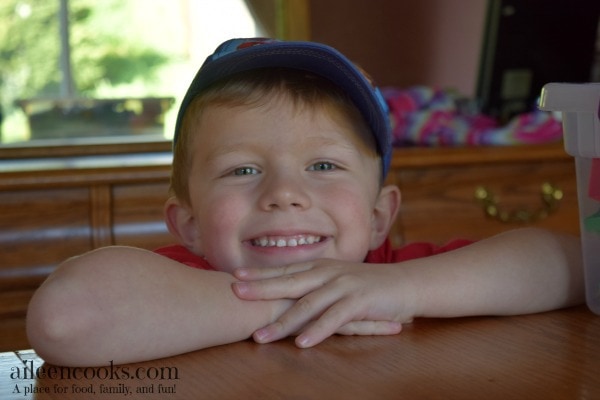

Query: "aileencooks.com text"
left=10, top=359, right=180, bottom=381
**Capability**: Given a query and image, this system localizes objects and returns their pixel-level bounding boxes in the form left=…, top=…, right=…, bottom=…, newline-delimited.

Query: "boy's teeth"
left=253, top=235, right=321, bottom=248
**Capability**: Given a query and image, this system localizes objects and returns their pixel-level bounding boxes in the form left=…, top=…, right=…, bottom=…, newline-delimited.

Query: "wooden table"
left=1, top=306, right=599, bottom=399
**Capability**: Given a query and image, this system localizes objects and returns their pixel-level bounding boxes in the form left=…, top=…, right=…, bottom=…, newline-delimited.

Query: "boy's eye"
left=233, top=167, right=259, bottom=176
left=309, top=161, right=336, bottom=171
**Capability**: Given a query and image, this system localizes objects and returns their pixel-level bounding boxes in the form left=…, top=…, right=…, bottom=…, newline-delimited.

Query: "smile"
left=251, top=235, right=323, bottom=248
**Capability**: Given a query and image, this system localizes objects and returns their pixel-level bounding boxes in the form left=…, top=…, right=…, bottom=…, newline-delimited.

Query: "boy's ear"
left=370, top=185, right=401, bottom=249
left=164, top=197, right=200, bottom=250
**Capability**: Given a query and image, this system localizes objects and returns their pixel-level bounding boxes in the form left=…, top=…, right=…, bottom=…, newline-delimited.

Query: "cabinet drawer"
left=0, top=187, right=93, bottom=280
left=390, top=160, right=579, bottom=245
left=112, top=182, right=174, bottom=248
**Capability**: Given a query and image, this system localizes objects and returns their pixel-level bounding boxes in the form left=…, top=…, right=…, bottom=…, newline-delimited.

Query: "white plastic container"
left=539, top=82, right=600, bottom=315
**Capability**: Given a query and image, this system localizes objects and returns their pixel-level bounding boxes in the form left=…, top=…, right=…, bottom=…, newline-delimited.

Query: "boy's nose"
left=258, top=173, right=311, bottom=211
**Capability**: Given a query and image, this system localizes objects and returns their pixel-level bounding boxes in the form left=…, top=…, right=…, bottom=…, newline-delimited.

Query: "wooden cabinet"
left=0, top=149, right=175, bottom=352
left=0, top=143, right=579, bottom=351
left=386, top=144, right=579, bottom=246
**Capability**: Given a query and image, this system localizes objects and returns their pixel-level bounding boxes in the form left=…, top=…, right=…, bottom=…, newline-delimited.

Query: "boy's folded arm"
left=400, top=228, right=585, bottom=318
left=26, top=246, right=290, bottom=367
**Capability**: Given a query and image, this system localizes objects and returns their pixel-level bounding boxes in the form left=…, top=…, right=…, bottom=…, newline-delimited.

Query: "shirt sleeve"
left=154, top=244, right=216, bottom=270
left=364, top=238, right=474, bottom=263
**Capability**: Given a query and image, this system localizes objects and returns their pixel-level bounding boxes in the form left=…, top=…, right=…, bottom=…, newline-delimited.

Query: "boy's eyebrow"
left=202, top=145, right=246, bottom=166
left=205, top=135, right=363, bottom=162
left=203, top=141, right=270, bottom=162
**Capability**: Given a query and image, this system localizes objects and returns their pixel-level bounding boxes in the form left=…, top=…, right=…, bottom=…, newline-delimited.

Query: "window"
left=0, top=0, right=264, bottom=146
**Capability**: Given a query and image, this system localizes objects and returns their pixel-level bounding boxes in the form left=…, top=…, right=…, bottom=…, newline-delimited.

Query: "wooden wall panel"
left=112, top=182, right=175, bottom=249
left=0, top=153, right=173, bottom=352
left=0, top=187, right=93, bottom=275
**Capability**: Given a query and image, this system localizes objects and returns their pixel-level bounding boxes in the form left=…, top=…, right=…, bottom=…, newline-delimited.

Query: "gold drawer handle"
left=474, top=183, right=563, bottom=223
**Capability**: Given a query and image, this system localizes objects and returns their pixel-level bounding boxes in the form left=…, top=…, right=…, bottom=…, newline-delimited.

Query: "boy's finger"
left=293, top=298, right=358, bottom=347
left=253, top=285, right=346, bottom=343
left=232, top=273, right=317, bottom=300
left=252, top=304, right=322, bottom=343
left=232, top=265, right=335, bottom=300
left=335, top=320, right=403, bottom=336
left=233, top=261, right=314, bottom=280
left=296, top=320, right=402, bottom=348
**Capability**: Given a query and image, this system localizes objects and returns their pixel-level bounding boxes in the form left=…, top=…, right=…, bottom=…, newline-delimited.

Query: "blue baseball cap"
left=174, top=38, right=392, bottom=176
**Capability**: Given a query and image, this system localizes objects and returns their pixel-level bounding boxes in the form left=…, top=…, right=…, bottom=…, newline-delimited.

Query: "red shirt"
left=154, top=238, right=473, bottom=270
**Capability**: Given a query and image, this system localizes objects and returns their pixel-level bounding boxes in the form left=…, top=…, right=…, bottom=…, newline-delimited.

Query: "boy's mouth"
left=250, top=235, right=324, bottom=248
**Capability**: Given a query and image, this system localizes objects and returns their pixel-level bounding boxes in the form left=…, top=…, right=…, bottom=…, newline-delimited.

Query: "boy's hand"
left=232, top=259, right=415, bottom=348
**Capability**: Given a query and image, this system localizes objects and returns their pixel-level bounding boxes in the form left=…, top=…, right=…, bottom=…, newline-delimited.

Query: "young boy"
left=27, top=38, right=584, bottom=367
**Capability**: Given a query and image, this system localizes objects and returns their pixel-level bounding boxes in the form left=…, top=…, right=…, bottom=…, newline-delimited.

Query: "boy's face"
left=174, top=95, right=394, bottom=273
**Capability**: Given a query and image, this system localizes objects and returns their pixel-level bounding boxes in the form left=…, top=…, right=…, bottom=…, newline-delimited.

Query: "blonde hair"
left=171, top=68, right=378, bottom=204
